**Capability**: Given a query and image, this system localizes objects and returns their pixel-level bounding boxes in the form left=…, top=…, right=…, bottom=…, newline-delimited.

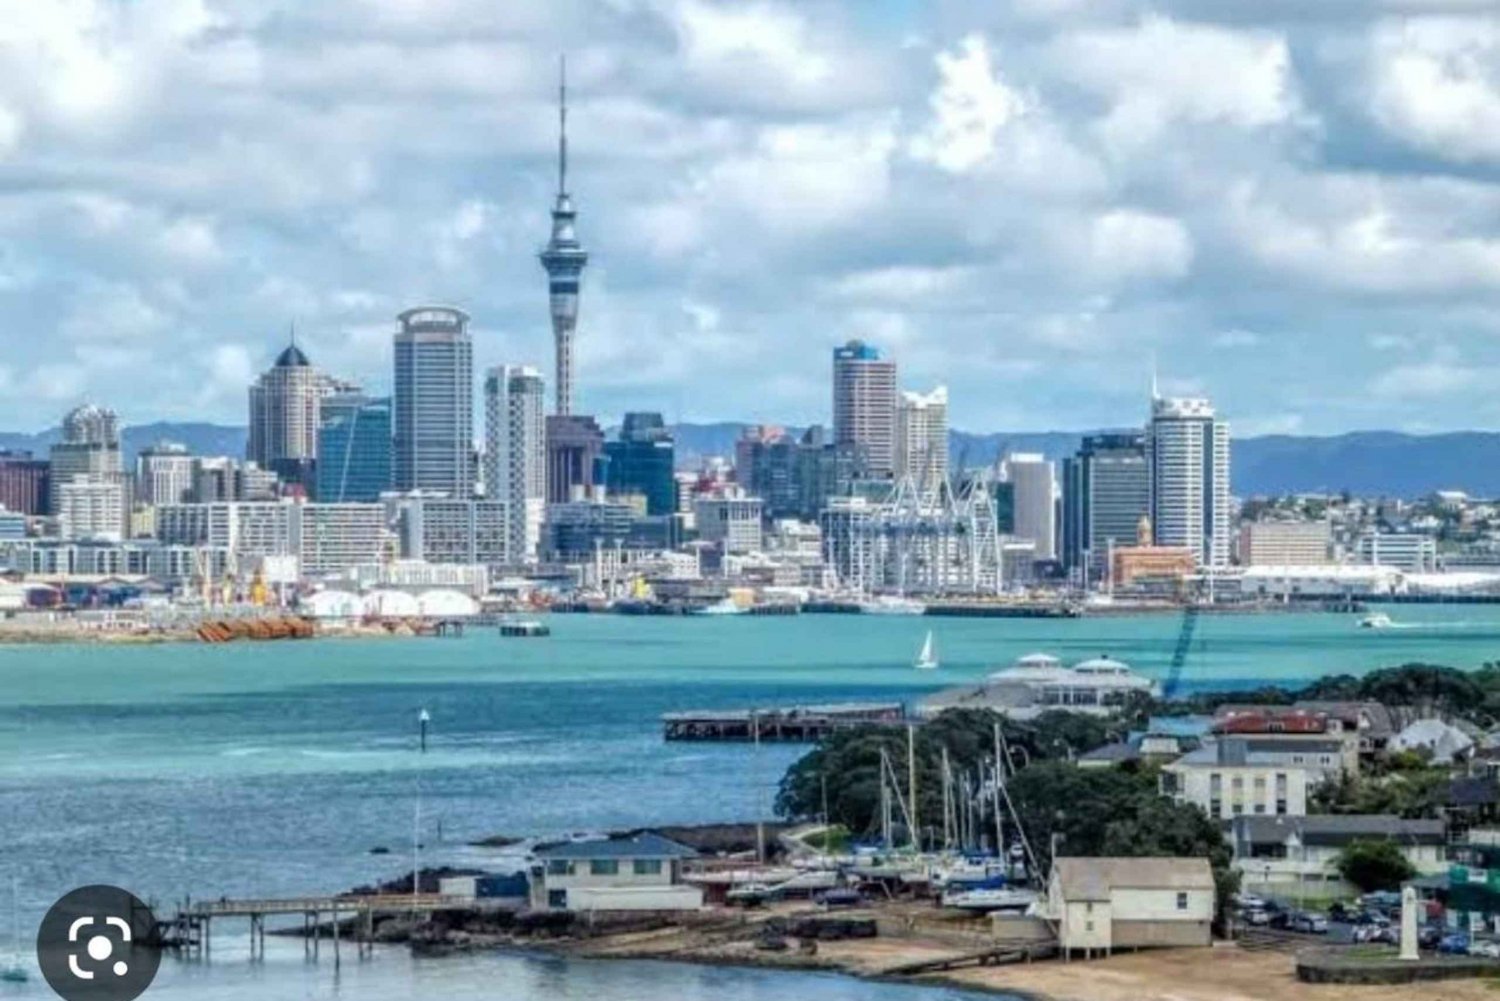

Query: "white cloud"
left=1053, top=16, right=1305, bottom=151
left=1369, top=359, right=1483, bottom=398
left=1214, top=329, right=1262, bottom=348
left=1088, top=209, right=1194, bottom=281
left=1369, top=18, right=1500, bottom=164
left=910, top=34, right=1029, bottom=174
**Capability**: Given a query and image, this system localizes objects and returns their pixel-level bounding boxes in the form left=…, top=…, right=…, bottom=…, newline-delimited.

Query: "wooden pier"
left=161, top=894, right=482, bottom=967
left=662, top=703, right=907, bottom=742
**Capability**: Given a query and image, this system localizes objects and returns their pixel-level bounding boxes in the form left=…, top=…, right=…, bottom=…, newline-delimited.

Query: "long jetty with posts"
left=159, top=894, right=488, bottom=966
left=662, top=702, right=907, bottom=742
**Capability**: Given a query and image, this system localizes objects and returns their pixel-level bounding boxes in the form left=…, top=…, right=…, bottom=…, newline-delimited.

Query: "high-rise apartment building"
left=539, top=62, right=588, bottom=416
left=393, top=306, right=474, bottom=498
left=483, top=365, right=546, bottom=562
left=895, top=386, right=948, bottom=492
left=49, top=404, right=123, bottom=499
left=545, top=414, right=605, bottom=504
left=832, top=340, right=897, bottom=478
left=1003, top=453, right=1057, bottom=562
left=248, top=341, right=325, bottom=490
left=1061, top=432, right=1149, bottom=578
left=317, top=393, right=392, bottom=502
left=136, top=441, right=196, bottom=506
left=0, top=450, right=50, bottom=516
left=1238, top=521, right=1332, bottom=566
left=56, top=478, right=127, bottom=541
left=1147, top=395, right=1231, bottom=567
left=390, top=496, right=508, bottom=569
left=604, top=412, right=676, bottom=516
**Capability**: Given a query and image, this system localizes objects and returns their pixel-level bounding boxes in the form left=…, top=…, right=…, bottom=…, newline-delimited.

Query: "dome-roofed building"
left=249, top=330, right=354, bottom=493
left=275, top=343, right=312, bottom=368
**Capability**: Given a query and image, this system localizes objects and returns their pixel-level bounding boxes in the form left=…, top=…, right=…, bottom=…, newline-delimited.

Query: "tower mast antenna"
left=558, top=55, right=568, bottom=198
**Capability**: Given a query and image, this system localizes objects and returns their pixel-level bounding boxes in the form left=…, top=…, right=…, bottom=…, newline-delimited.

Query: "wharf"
left=160, top=893, right=494, bottom=965
left=925, top=603, right=1081, bottom=619
left=662, top=702, right=907, bottom=742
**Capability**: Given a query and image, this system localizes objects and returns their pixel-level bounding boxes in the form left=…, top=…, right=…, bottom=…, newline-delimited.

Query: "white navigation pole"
left=1400, top=884, right=1419, bottom=961
left=415, top=708, right=430, bottom=907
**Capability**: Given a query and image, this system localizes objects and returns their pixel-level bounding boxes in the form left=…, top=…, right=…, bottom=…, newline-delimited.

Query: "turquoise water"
left=1, top=607, right=1497, bottom=997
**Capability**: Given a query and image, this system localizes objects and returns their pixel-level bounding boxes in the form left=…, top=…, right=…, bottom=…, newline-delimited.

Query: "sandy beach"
left=556, top=911, right=1500, bottom=1001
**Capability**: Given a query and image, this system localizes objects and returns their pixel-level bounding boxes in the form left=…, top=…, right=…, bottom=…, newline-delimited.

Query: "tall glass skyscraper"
left=1061, top=431, right=1149, bottom=579
left=832, top=340, right=897, bottom=478
left=484, top=365, right=546, bottom=561
left=1148, top=395, right=1231, bottom=567
left=317, top=393, right=392, bottom=502
left=393, top=306, right=473, bottom=498
left=603, top=412, right=675, bottom=516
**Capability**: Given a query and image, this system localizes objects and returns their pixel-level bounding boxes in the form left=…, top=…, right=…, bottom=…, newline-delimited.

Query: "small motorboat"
left=1359, top=613, right=1393, bottom=630
left=861, top=595, right=926, bottom=616
left=914, top=630, right=939, bottom=670
left=943, top=886, right=1039, bottom=913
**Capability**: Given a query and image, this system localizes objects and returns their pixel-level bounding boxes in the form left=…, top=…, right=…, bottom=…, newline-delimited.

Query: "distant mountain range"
left=666, top=424, right=1500, bottom=498
left=3, top=421, right=1497, bottom=498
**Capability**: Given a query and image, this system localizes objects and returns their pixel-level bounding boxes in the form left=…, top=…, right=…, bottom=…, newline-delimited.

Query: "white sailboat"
left=914, top=630, right=939, bottom=670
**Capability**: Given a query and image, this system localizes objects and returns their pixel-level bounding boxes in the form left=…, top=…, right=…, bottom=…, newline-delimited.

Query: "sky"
left=4, top=0, right=1500, bottom=437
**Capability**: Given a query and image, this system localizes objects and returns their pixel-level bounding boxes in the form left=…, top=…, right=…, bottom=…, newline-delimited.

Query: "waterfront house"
left=1046, top=857, right=1215, bottom=960
left=1212, top=707, right=1361, bottom=776
left=530, top=832, right=703, bottom=912
left=1229, top=815, right=1447, bottom=896
left=1159, top=740, right=1313, bottom=820
left=1293, top=701, right=1396, bottom=758
left=1391, top=719, right=1475, bottom=765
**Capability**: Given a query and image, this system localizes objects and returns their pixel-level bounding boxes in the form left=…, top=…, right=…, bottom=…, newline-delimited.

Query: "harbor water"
left=1, top=606, right=1497, bottom=998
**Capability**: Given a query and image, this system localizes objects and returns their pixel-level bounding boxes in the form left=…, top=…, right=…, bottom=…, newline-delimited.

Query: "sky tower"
left=539, top=57, right=588, bottom=416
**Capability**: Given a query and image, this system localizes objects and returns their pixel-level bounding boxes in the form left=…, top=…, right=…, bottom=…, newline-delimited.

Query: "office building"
left=545, top=499, right=636, bottom=563
left=1238, top=521, right=1332, bottom=567
left=0, top=450, right=50, bottom=516
left=1003, top=453, right=1057, bottom=562
left=1062, top=432, right=1149, bottom=579
left=393, top=306, right=474, bottom=497
left=545, top=414, right=605, bottom=503
left=49, top=404, right=123, bottom=510
left=1148, top=394, right=1231, bottom=567
left=157, top=501, right=385, bottom=575
left=484, top=365, right=546, bottom=561
left=832, top=340, right=897, bottom=478
left=317, top=393, right=392, bottom=502
left=0, top=507, right=24, bottom=541
left=694, top=495, right=764, bottom=554
left=539, top=63, right=589, bottom=416
left=604, top=413, right=676, bottom=516
left=247, top=339, right=324, bottom=490
left=391, top=496, right=508, bottom=568
left=136, top=441, right=195, bottom=506
left=56, top=477, right=127, bottom=541
left=895, top=386, right=948, bottom=493
left=1356, top=530, right=1437, bottom=572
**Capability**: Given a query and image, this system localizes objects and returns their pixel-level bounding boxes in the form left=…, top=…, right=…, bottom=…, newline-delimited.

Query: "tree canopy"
left=1334, top=839, right=1416, bottom=893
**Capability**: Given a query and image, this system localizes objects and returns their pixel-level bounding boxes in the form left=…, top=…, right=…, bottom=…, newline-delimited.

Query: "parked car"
left=1236, top=893, right=1268, bottom=911
left=1290, top=912, right=1329, bottom=935
left=1327, top=902, right=1351, bottom=923
left=1354, top=924, right=1398, bottom=944
left=818, top=888, right=862, bottom=910
left=1470, top=940, right=1500, bottom=960
left=1243, top=908, right=1271, bottom=927
left=1439, top=933, right=1472, bottom=955
left=1419, top=925, right=1442, bottom=949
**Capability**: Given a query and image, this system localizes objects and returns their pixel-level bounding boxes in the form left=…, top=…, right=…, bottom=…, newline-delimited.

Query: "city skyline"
left=4, top=3, right=1500, bottom=436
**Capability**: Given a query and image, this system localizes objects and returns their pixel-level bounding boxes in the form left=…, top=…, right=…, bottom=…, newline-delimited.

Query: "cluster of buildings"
left=1, top=71, right=1494, bottom=612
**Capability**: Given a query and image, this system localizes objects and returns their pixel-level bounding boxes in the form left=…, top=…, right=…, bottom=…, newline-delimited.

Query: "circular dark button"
left=36, top=886, right=161, bottom=1001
